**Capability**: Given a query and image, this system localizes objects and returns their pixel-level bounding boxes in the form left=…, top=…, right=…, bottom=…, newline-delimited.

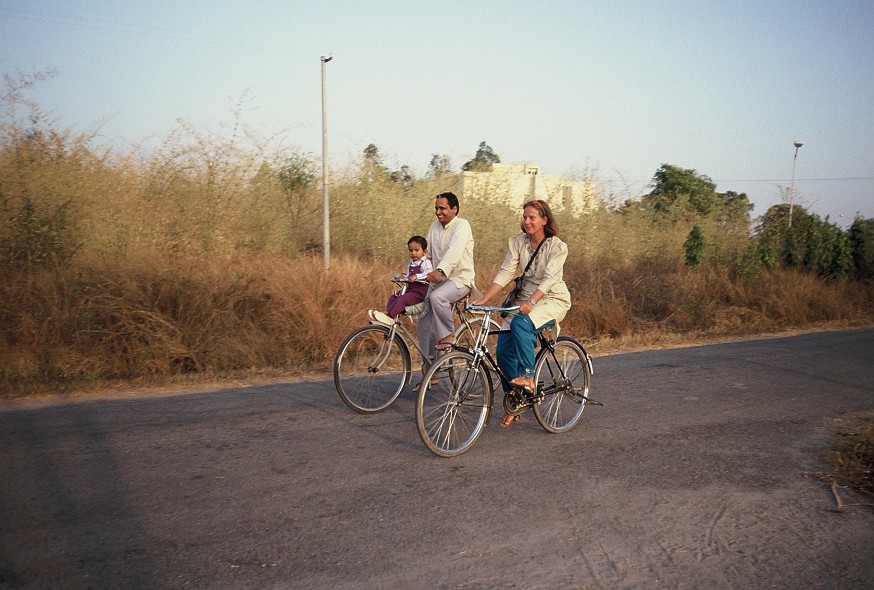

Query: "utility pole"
left=789, top=140, right=803, bottom=228
left=321, top=55, right=332, bottom=271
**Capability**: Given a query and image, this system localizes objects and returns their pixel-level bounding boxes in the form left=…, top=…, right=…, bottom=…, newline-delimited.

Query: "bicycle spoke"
left=533, top=338, right=591, bottom=433
left=334, top=326, right=410, bottom=413
left=415, top=352, right=491, bottom=457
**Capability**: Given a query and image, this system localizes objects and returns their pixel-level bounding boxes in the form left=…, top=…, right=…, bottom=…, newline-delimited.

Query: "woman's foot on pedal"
left=501, top=413, right=519, bottom=427
left=510, top=376, right=535, bottom=392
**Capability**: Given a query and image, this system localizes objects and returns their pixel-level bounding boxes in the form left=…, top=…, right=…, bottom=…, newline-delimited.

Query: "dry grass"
left=3, top=84, right=874, bottom=397
left=2, top=250, right=873, bottom=398
left=0, top=253, right=394, bottom=396
left=818, top=416, right=874, bottom=507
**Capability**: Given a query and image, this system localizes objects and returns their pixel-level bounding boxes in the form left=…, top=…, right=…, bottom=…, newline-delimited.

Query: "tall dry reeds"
left=4, top=249, right=872, bottom=396
left=2, top=76, right=873, bottom=396
left=0, top=253, right=403, bottom=392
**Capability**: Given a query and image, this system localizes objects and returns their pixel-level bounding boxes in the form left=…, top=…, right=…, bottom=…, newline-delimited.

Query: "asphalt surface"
left=2, top=328, right=873, bottom=589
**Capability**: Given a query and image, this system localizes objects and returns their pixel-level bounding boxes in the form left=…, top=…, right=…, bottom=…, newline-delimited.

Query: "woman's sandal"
left=501, top=413, right=520, bottom=427
left=510, top=376, right=536, bottom=392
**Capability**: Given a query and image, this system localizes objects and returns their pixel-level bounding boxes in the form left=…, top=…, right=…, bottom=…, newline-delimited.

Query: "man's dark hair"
left=408, top=235, right=428, bottom=250
left=436, top=191, right=459, bottom=212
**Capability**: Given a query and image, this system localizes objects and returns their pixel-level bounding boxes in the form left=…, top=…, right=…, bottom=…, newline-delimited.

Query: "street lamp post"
left=788, top=140, right=803, bottom=228
left=321, top=55, right=332, bottom=271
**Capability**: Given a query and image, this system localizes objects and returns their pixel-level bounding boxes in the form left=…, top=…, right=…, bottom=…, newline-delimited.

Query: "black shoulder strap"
left=522, top=237, right=548, bottom=275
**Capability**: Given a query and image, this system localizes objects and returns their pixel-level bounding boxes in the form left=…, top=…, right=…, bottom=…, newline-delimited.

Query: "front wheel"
left=532, top=336, right=591, bottom=433
left=334, top=326, right=411, bottom=413
left=454, top=316, right=502, bottom=379
left=416, top=351, right=493, bottom=457
left=454, top=316, right=501, bottom=351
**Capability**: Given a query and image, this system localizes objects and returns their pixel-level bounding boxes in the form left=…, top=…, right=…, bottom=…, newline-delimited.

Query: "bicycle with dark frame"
left=415, top=302, right=599, bottom=457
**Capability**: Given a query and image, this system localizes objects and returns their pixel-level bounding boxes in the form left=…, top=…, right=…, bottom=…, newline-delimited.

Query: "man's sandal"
left=434, top=335, right=456, bottom=353
left=412, top=379, right=439, bottom=393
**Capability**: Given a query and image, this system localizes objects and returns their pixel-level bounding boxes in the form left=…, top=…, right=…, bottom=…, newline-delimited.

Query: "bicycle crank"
left=502, top=387, right=544, bottom=416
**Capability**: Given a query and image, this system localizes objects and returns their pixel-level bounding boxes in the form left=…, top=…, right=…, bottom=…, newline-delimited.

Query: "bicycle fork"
left=369, top=325, right=399, bottom=373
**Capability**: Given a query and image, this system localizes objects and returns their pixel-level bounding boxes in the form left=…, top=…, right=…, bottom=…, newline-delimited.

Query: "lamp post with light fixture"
left=789, top=140, right=803, bottom=228
left=321, top=55, right=332, bottom=270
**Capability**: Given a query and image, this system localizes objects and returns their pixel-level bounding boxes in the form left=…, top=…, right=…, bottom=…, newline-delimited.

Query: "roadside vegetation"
left=818, top=417, right=874, bottom=508
left=3, top=70, right=874, bottom=397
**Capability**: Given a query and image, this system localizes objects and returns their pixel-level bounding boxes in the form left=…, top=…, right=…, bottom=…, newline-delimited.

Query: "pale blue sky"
left=2, top=1, right=873, bottom=224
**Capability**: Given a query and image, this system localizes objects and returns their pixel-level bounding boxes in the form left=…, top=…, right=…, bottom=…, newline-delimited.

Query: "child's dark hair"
left=408, top=235, right=427, bottom=250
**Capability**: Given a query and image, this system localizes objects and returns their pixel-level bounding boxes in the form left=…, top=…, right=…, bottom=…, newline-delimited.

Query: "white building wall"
left=461, top=163, right=598, bottom=215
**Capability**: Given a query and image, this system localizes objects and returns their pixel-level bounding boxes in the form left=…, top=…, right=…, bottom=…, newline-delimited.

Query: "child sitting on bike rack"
left=369, top=235, right=433, bottom=325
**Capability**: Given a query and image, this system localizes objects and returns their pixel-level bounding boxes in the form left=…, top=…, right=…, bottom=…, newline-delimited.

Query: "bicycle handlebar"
left=466, top=303, right=520, bottom=313
left=391, top=276, right=429, bottom=284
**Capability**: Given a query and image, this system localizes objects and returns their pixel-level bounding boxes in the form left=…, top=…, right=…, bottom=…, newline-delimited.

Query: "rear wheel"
left=532, top=337, right=590, bottom=433
left=334, top=326, right=411, bottom=413
left=416, top=351, right=492, bottom=457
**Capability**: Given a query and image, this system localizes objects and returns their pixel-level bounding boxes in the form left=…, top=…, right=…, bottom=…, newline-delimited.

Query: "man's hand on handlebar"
left=425, top=269, right=445, bottom=283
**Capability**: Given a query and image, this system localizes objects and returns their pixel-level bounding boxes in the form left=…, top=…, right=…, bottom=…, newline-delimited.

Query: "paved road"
left=2, top=329, right=873, bottom=589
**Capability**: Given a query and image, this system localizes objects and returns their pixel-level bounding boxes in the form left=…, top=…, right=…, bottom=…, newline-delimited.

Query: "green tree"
left=389, top=164, right=414, bottom=186
left=720, top=190, right=754, bottom=228
left=427, top=154, right=452, bottom=179
left=360, top=143, right=413, bottom=185
left=1, top=71, right=87, bottom=270
left=757, top=204, right=856, bottom=278
left=641, top=164, right=752, bottom=228
left=277, top=154, right=318, bottom=225
left=849, top=216, right=874, bottom=278
left=363, top=143, right=381, bottom=168
left=683, top=225, right=706, bottom=267
left=461, top=141, right=501, bottom=172
left=643, top=164, right=719, bottom=216
left=825, top=223, right=854, bottom=278
left=278, top=154, right=316, bottom=195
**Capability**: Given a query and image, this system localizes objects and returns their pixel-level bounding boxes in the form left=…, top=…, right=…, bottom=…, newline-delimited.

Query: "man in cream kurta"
left=417, top=192, right=475, bottom=366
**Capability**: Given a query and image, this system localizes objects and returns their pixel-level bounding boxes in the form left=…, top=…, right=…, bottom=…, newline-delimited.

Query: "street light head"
left=794, top=140, right=804, bottom=148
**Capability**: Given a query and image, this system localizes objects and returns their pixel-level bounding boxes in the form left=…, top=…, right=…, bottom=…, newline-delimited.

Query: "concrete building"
left=461, top=163, right=599, bottom=215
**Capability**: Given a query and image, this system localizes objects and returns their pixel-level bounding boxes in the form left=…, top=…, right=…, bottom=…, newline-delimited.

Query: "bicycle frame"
left=451, top=305, right=596, bottom=409
left=387, top=277, right=497, bottom=356
left=379, top=297, right=479, bottom=370
left=452, top=305, right=549, bottom=392
left=414, top=302, right=596, bottom=456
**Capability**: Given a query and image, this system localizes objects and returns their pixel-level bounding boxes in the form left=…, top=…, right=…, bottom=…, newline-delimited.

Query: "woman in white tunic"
left=472, top=199, right=571, bottom=426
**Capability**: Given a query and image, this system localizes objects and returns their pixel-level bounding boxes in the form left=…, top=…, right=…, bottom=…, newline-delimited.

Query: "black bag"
left=500, top=238, right=547, bottom=317
left=499, top=276, right=524, bottom=317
